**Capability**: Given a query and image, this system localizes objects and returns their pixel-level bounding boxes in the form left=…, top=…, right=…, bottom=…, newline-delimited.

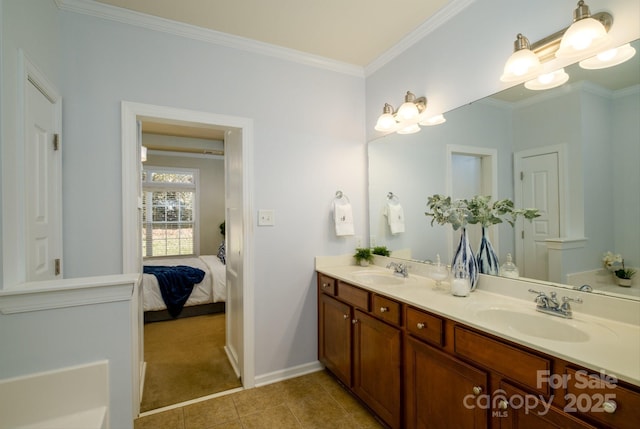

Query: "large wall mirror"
left=368, top=39, right=639, bottom=301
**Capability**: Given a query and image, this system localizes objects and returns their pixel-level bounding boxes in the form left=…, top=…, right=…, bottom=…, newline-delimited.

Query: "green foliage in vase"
left=425, top=194, right=540, bottom=229
left=353, top=247, right=374, bottom=263
left=372, top=246, right=391, bottom=257
left=614, top=260, right=636, bottom=279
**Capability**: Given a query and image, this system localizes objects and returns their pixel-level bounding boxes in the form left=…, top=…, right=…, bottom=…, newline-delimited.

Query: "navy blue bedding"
left=143, top=265, right=206, bottom=317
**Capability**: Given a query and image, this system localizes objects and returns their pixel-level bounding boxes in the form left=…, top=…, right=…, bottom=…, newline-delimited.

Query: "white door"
left=224, top=128, right=245, bottom=381
left=25, top=80, right=62, bottom=281
left=516, top=152, right=560, bottom=280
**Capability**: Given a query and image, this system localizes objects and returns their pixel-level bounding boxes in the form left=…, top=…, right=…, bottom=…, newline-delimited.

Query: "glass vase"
left=452, top=227, right=478, bottom=291
left=476, top=227, right=500, bottom=276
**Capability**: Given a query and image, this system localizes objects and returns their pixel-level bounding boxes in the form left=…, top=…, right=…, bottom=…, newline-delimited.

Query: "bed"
left=142, top=255, right=226, bottom=321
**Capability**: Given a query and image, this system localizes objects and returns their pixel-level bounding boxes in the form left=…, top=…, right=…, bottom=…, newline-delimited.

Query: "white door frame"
left=120, top=101, right=254, bottom=416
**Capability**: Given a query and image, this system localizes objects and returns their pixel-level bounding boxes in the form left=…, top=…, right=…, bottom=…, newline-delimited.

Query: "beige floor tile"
left=240, top=404, right=303, bottom=429
left=231, top=382, right=286, bottom=416
left=183, top=396, right=239, bottom=429
left=134, top=370, right=385, bottom=429
left=134, top=408, right=184, bottom=429
left=288, top=393, right=351, bottom=428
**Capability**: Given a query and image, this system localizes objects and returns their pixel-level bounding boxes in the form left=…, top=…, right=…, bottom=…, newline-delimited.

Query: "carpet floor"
left=140, top=313, right=242, bottom=412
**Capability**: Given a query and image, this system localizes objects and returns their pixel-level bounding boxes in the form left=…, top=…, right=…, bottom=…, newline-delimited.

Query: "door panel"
left=225, top=129, right=244, bottom=380
left=518, top=152, right=560, bottom=280
left=26, top=80, right=61, bottom=281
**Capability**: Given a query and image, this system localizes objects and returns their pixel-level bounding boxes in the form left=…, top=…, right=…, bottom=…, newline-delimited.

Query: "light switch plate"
left=258, top=209, right=275, bottom=226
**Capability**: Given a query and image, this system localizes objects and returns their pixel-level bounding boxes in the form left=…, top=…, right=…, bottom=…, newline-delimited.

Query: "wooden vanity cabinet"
left=353, top=309, right=402, bottom=429
left=498, top=381, right=596, bottom=429
left=405, top=335, right=489, bottom=429
left=563, top=367, right=640, bottom=429
left=317, top=275, right=402, bottom=428
left=317, top=272, right=639, bottom=429
left=318, top=293, right=352, bottom=386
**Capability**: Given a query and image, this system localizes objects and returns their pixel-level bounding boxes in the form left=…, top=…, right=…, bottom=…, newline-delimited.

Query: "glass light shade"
left=396, top=101, right=420, bottom=121
left=556, top=17, right=611, bottom=59
left=375, top=113, right=397, bottom=132
left=419, top=114, right=446, bottom=126
left=141, top=145, right=148, bottom=162
left=579, top=43, right=636, bottom=69
left=524, top=68, right=570, bottom=90
left=396, top=123, right=421, bottom=135
left=500, top=48, right=543, bottom=82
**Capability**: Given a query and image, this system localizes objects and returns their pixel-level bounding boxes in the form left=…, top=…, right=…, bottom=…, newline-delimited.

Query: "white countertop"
left=316, top=258, right=640, bottom=387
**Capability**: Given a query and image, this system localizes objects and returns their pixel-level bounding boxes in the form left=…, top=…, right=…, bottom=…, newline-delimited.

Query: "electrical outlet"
left=258, top=209, right=275, bottom=226
left=355, top=235, right=362, bottom=248
left=370, top=236, right=377, bottom=247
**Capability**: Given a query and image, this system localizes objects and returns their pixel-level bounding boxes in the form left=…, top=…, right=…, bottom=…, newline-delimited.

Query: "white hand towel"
left=384, top=202, right=405, bottom=234
left=333, top=202, right=355, bottom=236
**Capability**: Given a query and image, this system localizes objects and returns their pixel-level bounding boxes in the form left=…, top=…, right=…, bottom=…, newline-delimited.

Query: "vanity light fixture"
left=141, top=145, right=148, bottom=162
left=499, top=2, right=620, bottom=87
left=500, top=34, right=543, bottom=82
left=579, top=43, right=637, bottom=69
left=419, top=113, right=447, bottom=126
left=524, top=68, right=569, bottom=91
left=555, top=1, right=611, bottom=60
left=375, top=91, right=432, bottom=134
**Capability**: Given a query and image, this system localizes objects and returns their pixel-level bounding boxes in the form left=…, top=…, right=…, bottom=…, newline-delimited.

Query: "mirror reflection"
left=368, top=40, right=639, bottom=300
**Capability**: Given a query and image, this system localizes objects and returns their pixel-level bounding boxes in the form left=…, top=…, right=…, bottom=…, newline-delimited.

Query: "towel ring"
left=335, top=190, right=350, bottom=203
left=387, top=192, right=400, bottom=203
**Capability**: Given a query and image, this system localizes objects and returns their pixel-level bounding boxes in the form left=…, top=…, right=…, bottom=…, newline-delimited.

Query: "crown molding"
left=56, top=0, right=365, bottom=77
left=364, top=0, right=476, bottom=76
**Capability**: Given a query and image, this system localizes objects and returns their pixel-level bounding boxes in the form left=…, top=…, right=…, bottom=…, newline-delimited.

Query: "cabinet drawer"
left=337, top=281, right=370, bottom=310
left=405, top=306, right=444, bottom=347
left=565, top=367, right=640, bottom=429
left=454, top=326, right=551, bottom=396
left=318, top=274, right=336, bottom=295
left=372, top=295, right=401, bottom=326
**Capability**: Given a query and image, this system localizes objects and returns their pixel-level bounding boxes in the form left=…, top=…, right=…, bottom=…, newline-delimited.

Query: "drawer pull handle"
left=416, top=322, right=425, bottom=329
left=498, top=400, right=509, bottom=410
left=380, top=306, right=389, bottom=313
left=472, top=386, right=482, bottom=396
left=322, top=283, right=330, bottom=288
left=352, top=319, right=359, bottom=324
left=343, top=314, right=349, bottom=320
left=603, top=400, right=617, bottom=414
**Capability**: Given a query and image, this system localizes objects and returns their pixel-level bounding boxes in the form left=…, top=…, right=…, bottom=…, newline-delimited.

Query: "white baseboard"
left=254, top=361, right=324, bottom=387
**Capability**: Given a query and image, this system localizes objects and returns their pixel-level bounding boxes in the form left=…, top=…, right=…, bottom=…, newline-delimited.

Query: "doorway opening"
left=446, top=145, right=498, bottom=259
left=121, top=102, right=254, bottom=417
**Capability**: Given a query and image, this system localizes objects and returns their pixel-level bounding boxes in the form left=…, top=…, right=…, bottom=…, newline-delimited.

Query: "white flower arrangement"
left=602, top=251, right=623, bottom=271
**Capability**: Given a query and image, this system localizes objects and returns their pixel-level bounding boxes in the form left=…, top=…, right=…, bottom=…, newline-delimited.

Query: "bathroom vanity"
left=316, top=257, right=640, bottom=429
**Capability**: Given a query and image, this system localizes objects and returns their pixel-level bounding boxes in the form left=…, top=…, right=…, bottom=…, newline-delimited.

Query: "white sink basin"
left=474, top=308, right=614, bottom=343
left=351, top=271, right=414, bottom=286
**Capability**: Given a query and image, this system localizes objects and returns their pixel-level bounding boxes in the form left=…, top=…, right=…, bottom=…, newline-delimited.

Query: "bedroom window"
left=142, top=167, right=199, bottom=257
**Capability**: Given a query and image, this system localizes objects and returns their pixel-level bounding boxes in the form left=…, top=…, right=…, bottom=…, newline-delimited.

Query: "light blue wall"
left=56, top=10, right=366, bottom=378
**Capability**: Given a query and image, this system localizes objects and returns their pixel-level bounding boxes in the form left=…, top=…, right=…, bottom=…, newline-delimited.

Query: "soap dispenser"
left=499, top=253, right=519, bottom=278
left=451, top=261, right=471, bottom=297
left=429, top=254, right=449, bottom=290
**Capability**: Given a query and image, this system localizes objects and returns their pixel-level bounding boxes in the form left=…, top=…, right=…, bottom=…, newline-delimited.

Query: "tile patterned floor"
left=134, top=370, right=386, bottom=429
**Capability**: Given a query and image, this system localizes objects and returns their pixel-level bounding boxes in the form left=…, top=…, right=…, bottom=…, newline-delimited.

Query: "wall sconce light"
left=500, top=34, right=543, bottom=82
left=555, top=0, right=610, bottom=59
left=375, top=91, right=445, bottom=134
left=579, top=43, right=637, bottom=69
left=499, top=1, right=634, bottom=90
left=141, top=146, right=148, bottom=162
left=524, top=68, right=569, bottom=91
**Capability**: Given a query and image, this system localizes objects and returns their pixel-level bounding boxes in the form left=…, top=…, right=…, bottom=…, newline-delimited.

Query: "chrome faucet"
left=386, top=262, right=409, bottom=278
left=528, top=289, right=582, bottom=319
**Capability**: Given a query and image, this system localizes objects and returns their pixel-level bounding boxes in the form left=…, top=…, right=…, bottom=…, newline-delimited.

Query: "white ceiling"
left=95, top=0, right=452, bottom=66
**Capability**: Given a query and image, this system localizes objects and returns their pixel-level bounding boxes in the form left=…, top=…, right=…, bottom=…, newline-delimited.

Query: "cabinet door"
left=318, top=293, right=352, bottom=386
left=498, top=381, right=596, bottom=429
left=353, top=309, right=402, bottom=429
left=405, top=336, right=488, bottom=429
